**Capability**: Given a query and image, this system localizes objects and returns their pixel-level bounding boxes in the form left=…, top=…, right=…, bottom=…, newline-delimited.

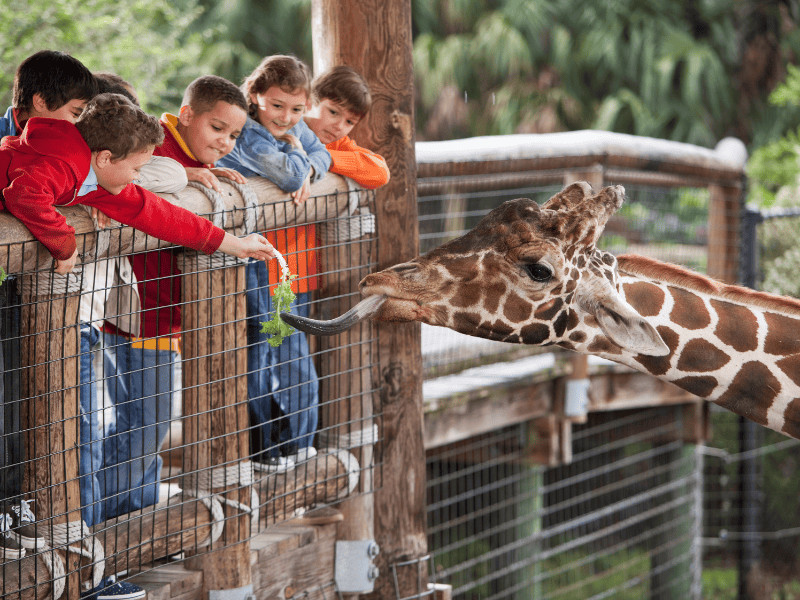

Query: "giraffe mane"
left=617, top=254, right=800, bottom=317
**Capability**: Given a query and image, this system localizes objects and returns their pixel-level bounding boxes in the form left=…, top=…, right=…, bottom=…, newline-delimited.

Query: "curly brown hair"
left=312, top=65, right=372, bottom=118
left=242, top=55, right=312, bottom=118
left=75, top=93, right=164, bottom=160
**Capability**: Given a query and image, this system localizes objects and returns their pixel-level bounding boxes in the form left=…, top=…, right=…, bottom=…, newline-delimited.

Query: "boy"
left=218, top=55, right=331, bottom=472
left=1, top=50, right=96, bottom=139
left=0, top=92, right=274, bottom=535
left=304, top=65, right=390, bottom=189
left=98, top=75, right=248, bottom=523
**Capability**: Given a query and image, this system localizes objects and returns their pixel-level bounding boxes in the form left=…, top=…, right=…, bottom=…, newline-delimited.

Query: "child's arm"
left=217, top=232, right=276, bottom=261
left=184, top=166, right=247, bottom=193
left=327, top=136, right=391, bottom=189
left=219, top=127, right=313, bottom=193
left=3, top=160, right=80, bottom=260
left=297, top=121, right=332, bottom=183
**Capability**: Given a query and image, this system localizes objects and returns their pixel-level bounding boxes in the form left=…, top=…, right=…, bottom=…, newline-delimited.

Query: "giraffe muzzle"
left=280, top=294, right=388, bottom=335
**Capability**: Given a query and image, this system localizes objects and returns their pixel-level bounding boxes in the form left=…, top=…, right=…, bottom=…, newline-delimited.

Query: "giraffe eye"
left=524, top=262, right=553, bottom=282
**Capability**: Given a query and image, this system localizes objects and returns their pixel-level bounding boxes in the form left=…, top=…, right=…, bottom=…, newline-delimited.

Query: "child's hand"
left=291, top=174, right=312, bottom=205
left=218, top=232, right=277, bottom=261
left=186, top=167, right=224, bottom=193
left=54, top=248, right=79, bottom=274
left=210, top=167, right=247, bottom=185
left=90, top=207, right=111, bottom=228
left=277, top=133, right=304, bottom=152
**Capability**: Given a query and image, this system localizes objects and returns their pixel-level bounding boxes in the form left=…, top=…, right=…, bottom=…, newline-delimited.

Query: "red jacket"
left=0, top=118, right=224, bottom=261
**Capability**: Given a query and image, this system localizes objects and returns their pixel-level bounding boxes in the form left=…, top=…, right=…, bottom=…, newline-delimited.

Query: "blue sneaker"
left=84, top=577, right=146, bottom=600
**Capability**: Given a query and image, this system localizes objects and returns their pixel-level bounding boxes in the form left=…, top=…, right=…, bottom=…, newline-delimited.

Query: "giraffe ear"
left=593, top=297, right=671, bottom=356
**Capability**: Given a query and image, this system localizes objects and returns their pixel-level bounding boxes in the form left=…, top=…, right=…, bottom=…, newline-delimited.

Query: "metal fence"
left=0, top=179, right=380, bottom=599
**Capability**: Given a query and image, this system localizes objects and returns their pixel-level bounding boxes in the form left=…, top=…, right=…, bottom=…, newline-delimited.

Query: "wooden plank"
left=311, top=2, right=426, bottom=598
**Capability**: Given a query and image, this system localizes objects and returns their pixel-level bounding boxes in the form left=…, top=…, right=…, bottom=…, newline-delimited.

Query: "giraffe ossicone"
left=285, top=182, right=800, bottom=440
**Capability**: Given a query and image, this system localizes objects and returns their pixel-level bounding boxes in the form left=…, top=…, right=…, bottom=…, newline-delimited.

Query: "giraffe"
left=284, top=182, right=800, bottom=439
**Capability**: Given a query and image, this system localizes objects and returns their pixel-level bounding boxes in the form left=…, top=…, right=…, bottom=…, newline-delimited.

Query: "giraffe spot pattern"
left=451, top=280, right=482, bottom=309
left=781, top=399, right=800, bottom=439
left=668, top=286, right=711, bottom=330
left=623, top=282, right=665, bottom=317
left=764, top=312, right=800, bottom=355
left=553, top=311, right=569, bottom=337
left=715, top=361, right=776, bottom=426
left=483, top=280, right=507, bottom=314
left=776, top=354, right=800, bottom=387
left=534, top=298, right=563, bottom=321
left=711, top=299, right=758, bottom=352
left=587, top=336, right=622, bottom=355
left=634, top=325, right=679, bottom=375
left=520, top=322, right=551, bottom=344
left=503, top=292, right=533, bottom=323
left=569, top=330, right=587, bottom=343
left=672, top=376, right=718, bottom=398
left=677, top=339, right=730, bottom=372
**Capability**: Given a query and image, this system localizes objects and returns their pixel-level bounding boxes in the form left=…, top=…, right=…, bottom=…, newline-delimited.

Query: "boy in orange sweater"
left=304, top=65, right=390, bottom=189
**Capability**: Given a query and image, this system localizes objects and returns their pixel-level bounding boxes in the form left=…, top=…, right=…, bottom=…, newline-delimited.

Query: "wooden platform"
left=129, top=518, right=340, bottom=600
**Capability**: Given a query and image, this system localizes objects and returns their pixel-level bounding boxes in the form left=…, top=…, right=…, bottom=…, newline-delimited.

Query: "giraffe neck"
left=575, top=255, right=800, bottom=439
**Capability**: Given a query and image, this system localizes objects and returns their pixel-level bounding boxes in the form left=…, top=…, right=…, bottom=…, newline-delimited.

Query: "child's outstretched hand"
left=54, top=248, right=79, bottom=274
left=211, top=167, right=247, bottom=185
left=217, top=232, right=277, bottom=261
left=186, top=166, right=225, bottom=193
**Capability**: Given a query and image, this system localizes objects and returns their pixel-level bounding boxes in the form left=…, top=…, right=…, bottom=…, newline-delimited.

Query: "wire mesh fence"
left=0, top=181, right=380, bottom=599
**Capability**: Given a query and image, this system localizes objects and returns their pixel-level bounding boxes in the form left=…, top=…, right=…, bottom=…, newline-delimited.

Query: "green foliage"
left=260, top=269, right=296, bottom=347
left=0, top=0, right=206, bottom=115
left=702, top=567, right=738, bottom=600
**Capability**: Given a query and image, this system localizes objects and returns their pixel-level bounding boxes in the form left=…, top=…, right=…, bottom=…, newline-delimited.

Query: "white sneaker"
left=253, top=455, right=296, bottom=473
left=291, top=447, right=318, bottom=463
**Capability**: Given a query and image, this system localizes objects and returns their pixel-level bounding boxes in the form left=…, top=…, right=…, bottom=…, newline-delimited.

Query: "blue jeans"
left=79, top=325, right=104, bottom=526
left=99, top=332, right=177, bottom=519
left=246, top=259, right=319, bottom=458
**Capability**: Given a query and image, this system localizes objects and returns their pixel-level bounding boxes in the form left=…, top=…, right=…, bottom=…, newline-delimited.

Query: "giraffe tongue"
left=281, top=294, right=388, bottom=335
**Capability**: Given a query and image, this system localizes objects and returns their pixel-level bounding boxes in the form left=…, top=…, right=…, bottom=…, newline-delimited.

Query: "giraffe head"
left=356, top=182, right=669, bottom=356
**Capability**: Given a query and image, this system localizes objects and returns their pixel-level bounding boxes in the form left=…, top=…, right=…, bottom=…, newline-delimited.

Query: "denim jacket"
left=0, top=106, right=18, bottom=139
left=217, top=117, right=331, bottom=192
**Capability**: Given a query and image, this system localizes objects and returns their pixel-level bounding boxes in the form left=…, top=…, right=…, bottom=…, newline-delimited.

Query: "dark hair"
left=94, top=71, right=139, bottom=105
left=12, top=50, right=97, bottom=113
left=242, top=55, right=312, bottom=118
left=312, top=66, right=372, bottom=118
left=182, top=75, right=247, bottom=115
left=75, top=93, right=164, bottom=160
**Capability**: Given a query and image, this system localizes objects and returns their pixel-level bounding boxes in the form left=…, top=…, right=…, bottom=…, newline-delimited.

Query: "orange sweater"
left=326, top=136, right=390, bottom=190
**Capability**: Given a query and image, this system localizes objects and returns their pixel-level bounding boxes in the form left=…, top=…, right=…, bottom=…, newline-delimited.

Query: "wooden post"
left=311, top=1, right=428, bottom=598
left=180, top=257, right=253, bottom=595
left=20, top=276, right=83, bottom=599
left=707, top=183, right=742, bottom=284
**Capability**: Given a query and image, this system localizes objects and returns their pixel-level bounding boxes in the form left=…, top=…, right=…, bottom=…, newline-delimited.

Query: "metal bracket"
left=564, top=378, right=590, bottom=417
left=209, top=584, right=256, bottom=600
left=334, top=540, right=380, bottom=593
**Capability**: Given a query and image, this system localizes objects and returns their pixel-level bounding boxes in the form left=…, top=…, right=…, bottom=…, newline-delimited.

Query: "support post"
left=20, top=275, right=82, bottom=599
left=180, top=256, right=253, bottom=597
left=311, top=1, right=428, bottom=598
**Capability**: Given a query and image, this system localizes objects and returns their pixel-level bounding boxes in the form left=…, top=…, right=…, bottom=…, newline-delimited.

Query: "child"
left=98, top=75, right=250, bottom=525
left=0, top=93, right=275, bottom=530
left=218, top=55, right=331, bottom=471
left=0, top=49, right=96, bottom=562
left=1, top=50, right=96, bottom=139
left=304, top=65, right=390, bottom=189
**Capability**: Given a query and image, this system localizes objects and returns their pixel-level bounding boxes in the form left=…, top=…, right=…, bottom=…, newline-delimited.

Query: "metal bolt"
left=367, top=541, right=380, bottom=558
left=368, top=565, right=380, bottom=581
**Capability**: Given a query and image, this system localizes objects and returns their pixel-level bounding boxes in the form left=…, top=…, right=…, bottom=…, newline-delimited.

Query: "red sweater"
left=0, top=118, right=224, bottom=262
left=125, top=117, right=210, bottom=340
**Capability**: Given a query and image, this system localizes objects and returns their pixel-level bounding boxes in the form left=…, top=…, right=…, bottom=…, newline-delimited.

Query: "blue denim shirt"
left=0, top=106, right=18, bottom=139
left=217, top=117, right=331, bottom=192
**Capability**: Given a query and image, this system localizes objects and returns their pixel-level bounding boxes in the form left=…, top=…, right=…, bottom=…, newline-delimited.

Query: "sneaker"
left=0, top=513, right=25, bottom=560
left=252, top=455, right=295, bottom=473
left=291, top=447, right=318, bottom=464
left=3, top=499, right=45, bottom=549
left=84, top=577, right=146, bottom=600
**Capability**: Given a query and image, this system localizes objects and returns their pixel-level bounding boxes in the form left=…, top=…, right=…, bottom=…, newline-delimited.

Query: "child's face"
left=31, top=94, right=88, bottom=124
left=308, top=99, right=361, bottom=145
left=178, top=100, right=247, bottom=165
left=250, top=86, right=309, bottom=138
left=93, top=146, right=154, bottom=195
